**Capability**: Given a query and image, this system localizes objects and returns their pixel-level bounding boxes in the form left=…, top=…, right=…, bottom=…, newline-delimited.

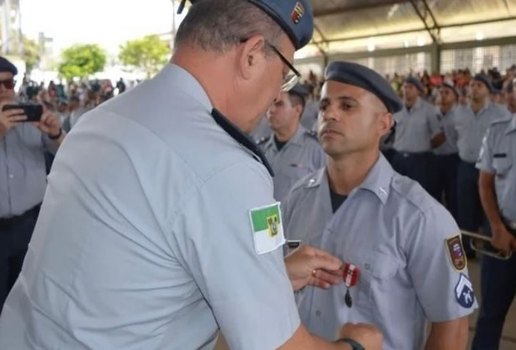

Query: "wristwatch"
left=336, top=337, right=365, bottom=350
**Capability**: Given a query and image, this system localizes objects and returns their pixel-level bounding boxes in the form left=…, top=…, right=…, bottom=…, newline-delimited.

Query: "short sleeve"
left=405, top=204, right=478, bottom=322
left=172, top=161, right=300, bottom=350
left=476, top=126, right=495, bottom=173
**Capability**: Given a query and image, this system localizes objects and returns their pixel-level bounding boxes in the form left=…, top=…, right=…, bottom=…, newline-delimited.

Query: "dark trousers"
left=391, top=151, right=432, bottom=193
left=471, top=225, right=516, bottom=350
left=457, top=160, right=485, bottom=256
left=0, top=205, right=40, bottom=311
left=429, top=153, right=459, bottom=221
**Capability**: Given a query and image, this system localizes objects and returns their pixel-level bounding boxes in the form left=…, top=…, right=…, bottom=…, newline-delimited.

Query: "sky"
left=20, top=0, right=185, bottom=55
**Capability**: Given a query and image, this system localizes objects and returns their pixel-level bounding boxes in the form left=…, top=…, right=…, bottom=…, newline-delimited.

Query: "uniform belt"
left=0, top=204, right=41, bottom=230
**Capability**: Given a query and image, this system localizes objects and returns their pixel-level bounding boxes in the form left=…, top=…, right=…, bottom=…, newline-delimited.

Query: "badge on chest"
left=343, top=262, right=360, bottom=308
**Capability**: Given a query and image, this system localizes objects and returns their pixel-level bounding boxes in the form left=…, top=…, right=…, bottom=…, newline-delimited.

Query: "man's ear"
left=238, top=35, right=267, bottom=81
left=378, top=113, right=393, bottom=137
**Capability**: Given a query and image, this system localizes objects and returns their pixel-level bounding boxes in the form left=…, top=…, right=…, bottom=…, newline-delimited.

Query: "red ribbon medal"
left=343, top=262, right=360, bottom=308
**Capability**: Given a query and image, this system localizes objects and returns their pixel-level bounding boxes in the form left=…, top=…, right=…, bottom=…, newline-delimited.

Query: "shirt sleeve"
left=405, top=203, right=478, bottom=322
left=476, top=125, right=495, bottom=173
left=172, top=161, right=300, bottom=350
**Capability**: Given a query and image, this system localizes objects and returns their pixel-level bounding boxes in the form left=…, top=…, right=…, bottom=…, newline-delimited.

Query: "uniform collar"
left=305, top=154, right=393, bottom=204
left=355, top=154, right=393, bottom=204
left=160, top=63, right=213, bottom=112
left=506, top=116, right=516, bottom=134
left=467, top=101, right=491, bottom=115
left=406, top=97, right=422, bottom=112
left=269, top=125, right=306, bottom=150
left=161, top=64, right=274, bottom=176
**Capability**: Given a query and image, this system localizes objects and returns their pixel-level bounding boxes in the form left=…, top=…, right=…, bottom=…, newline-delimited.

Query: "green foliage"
left=58, top=44, right=107, bottom=81
left=119, top=35, right=170, bottom=78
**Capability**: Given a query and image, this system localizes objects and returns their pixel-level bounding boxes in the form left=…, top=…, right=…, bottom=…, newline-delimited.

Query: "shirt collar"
left=506, top=115, right=516, bottom=134
left=157, top=63, right=213, bottom=112
left=305, top=154, right=393, bottom=204
left=270, top=125, right=307, bottom=150
left=355, top=154, right=393, bottom=204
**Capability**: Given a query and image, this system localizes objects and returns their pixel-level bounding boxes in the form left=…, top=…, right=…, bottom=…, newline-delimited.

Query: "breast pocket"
left=354, top=251, right=401, bottom=307
left=493, top=157, right=512, bottom=178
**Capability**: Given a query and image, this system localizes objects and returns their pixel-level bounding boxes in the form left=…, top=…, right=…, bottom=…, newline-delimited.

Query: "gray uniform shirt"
left=0, top=123, right=58, bottom=217
left=454, top=102, right=510, bottom=163
left=393, top=98, right=441, bottom=153
left=282, top=156, right=477, bottom=350
left=434, top=106, right=459, bottom=156
left=261, top=126, right=325, bottom=203
left=476, top=116, right=516, bottom=221
left=0, top=64, right=300, bottom=350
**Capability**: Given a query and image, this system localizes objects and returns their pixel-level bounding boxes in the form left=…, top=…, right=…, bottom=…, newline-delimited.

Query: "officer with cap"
left=0, top=2, right=382, bottom=350
left=260, top=83, right=325, bottom=203
left=282, top=61, right=476, bottom=350
left=391, top=76, right=445, bottom=193
left=454, top=74, right=510, bottom=258
left=472, top=84, right=516, bottom=349
left=430, top=82, right=460, bottom=220
left=0, top=56, right=65, bottom=311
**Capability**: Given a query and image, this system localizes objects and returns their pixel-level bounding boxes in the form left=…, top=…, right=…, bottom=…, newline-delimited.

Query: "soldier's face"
left=402, top=83, right=419, bottom=101
left=266, top=92, right=300, bottom=132
left=317, top=81, right=391, bottom=159
left=439, top=87, right=456, bottom=106
left=470, top=80, right=489, bottom=101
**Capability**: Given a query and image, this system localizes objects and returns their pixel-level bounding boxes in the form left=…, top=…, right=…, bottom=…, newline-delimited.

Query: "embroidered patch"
left=291, top=2, right=305, bottom=24
left=445, top=235, right=467, bottom=271
left=455, top=273, right=475, bottom=308
left=249, top=202, right=285, bottom=255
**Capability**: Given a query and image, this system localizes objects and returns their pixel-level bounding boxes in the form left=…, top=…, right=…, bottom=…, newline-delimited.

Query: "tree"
left=119, top=35, right=169, bottom=78
left=58, top=44, right=107, bottom=81
left=23, top=37, right=41, bottom=73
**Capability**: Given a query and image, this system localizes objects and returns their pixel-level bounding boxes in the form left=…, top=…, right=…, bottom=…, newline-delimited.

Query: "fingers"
left=310, top=269, right=341, bottom=288
left=305, top=245, right=343, bottom=271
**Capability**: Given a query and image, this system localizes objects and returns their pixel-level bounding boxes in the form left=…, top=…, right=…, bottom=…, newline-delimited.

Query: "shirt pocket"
left=493, top=157, right=512, bottom=177
left=354, top=251, right=401, bottom=306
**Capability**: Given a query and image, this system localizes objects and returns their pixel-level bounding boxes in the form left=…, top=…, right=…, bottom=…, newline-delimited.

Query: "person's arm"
left=479, top=171, right=515, bottom=254
left=424, top=317, right=469, bottom=350
left=278, top=323, right=383, bottom=350
left=429, top=110, right=445, bottom=149
left=284, top=244, right=342, bottom=291
left=430, top=131, right=446, bottom=149
left=37, top=110, right=66, bottom=151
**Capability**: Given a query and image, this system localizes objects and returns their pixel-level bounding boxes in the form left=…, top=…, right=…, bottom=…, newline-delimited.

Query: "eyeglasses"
left=240, top=38, right=301, bottom=92
left=265, top=42, right=301, bottom=92
left=0, top=79, right=15, bottom=90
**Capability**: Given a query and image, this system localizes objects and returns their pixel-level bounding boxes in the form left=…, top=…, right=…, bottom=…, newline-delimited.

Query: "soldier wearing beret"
left=282, top=61, right=476, bottom=350
left=260, top=83, right=325, bottom=203
left=0, top=1, right=381, bottom=350
left=0, top=56, right=65, bottom=311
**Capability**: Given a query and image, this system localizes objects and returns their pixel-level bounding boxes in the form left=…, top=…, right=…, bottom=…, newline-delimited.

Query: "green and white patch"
left=249, top=202, right=285, bottom=255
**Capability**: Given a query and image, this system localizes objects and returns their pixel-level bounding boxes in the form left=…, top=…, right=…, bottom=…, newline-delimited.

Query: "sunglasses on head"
left=0, top=79, right=15, bottom=89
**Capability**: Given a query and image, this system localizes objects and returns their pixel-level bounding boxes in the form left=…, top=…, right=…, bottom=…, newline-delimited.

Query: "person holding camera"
left=0, top=56, right=65, bottom=311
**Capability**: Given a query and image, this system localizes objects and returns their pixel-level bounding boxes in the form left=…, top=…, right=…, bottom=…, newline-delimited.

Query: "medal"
left=343, top=262, right=360, bottom=308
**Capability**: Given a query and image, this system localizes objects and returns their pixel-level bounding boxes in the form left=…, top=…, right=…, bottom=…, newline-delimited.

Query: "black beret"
left=288, top=83, right=309, bottom=100
left=179, top=0, right=313, bottom=50
left=324, top=61, right=403, bottom=114
left=404, top=76, right=424, bottom=93
left=0, top=56, right=18, bottom=76
left=473, top=74, right=494, bottom=93
left=441, top=82, right=459, bottom=98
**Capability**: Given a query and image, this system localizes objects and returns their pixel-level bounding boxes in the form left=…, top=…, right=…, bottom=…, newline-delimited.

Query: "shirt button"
left=365, top=263, right=371, bottom=270
left=315, top=310, right=322, bottom=317
left=9, top=174, right=14, bottom=179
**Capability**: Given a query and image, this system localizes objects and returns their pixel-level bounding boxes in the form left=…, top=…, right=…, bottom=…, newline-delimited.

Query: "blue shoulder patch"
left=455, top=273, right=475, bottom=308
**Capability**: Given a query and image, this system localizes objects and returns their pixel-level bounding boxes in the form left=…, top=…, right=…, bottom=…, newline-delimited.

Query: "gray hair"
left=175, top=0, right=284, bottom=53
